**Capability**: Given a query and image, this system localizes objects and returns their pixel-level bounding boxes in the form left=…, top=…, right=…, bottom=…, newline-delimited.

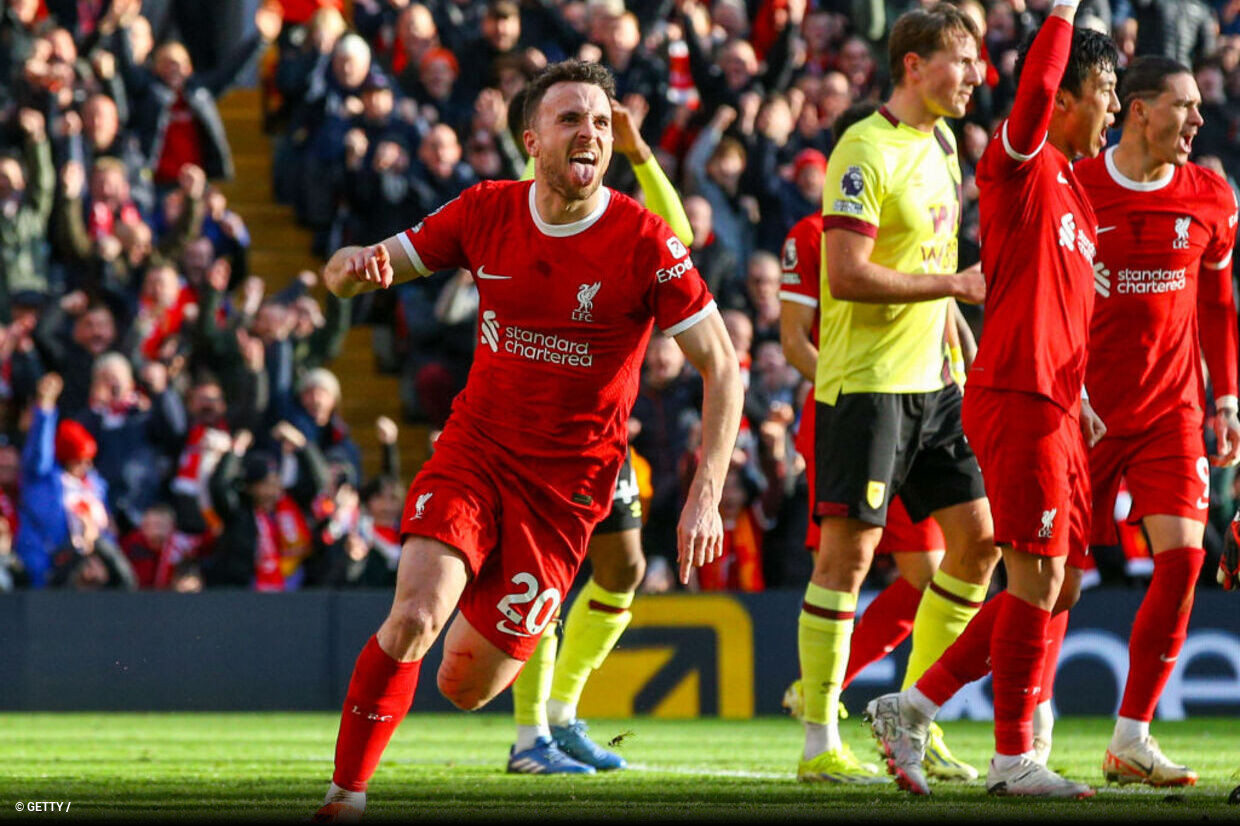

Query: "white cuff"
left=1081, top=384, right=1090, bottom=402
left=1218, top=395, right=1238, bottom=414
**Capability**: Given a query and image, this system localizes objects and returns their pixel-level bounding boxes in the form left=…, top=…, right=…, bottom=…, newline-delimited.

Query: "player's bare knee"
left=384, top=602, right=445, bottom=654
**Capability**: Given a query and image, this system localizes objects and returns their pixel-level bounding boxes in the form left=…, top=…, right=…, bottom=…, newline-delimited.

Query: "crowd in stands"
left=1, top=0, right=1238, bottom=593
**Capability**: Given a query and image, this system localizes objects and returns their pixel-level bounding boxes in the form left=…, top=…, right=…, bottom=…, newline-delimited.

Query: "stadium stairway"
left=214, top=87, right=431, bottom=481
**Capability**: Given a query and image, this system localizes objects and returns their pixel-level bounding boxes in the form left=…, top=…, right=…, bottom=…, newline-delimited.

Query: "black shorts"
left=814, top=386, right=985, bottom=526
left=595, top=449, right=643, bottom=535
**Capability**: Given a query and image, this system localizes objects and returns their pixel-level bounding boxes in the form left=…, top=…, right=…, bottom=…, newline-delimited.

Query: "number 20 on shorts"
left=496, top=573, right=562, bottom=637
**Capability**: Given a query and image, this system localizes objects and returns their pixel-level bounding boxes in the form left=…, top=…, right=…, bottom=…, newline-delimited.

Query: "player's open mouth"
left=1178, top=133, right=1194, bottom=154
left=570, top=152, right=597, bottom=186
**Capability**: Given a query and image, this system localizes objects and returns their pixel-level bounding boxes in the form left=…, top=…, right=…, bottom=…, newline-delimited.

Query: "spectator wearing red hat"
left=781, top=147, right=827, bottom=240
left=403, top=47, right=472, bottom=134
left=15, top=373, right=124, bottom=588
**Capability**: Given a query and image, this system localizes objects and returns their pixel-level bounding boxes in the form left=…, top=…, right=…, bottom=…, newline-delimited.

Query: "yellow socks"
left=799, top=583, right=856, bottom=756
left=901, top=569, right=987, bottom=689
left=547, top=579, right=634, bottom=726
left=512, top=626, right=557, bottom=749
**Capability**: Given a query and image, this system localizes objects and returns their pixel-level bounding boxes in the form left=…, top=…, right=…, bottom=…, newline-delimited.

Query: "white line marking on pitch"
left=629, top=764, right=791, bottom=780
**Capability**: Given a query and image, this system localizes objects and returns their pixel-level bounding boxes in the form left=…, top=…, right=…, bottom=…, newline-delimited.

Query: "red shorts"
left=400, top=430, right=595, bottom=660
left=1089, top=417, right=1208, bottom=545
left=961, top=387, right=1090, bottom=566
left=798, top=398, right=945, bottom=554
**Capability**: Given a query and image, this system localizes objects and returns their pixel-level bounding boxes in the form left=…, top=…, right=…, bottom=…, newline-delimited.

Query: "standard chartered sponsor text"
left=504, top=324, right=593, bottom=366
left=1116, top=266, right=1187, bottom=294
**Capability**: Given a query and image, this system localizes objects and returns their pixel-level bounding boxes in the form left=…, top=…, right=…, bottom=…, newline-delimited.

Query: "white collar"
left=1104, top=146, right=1174, bottom=192
left=527, top=183, right=611, bottom=237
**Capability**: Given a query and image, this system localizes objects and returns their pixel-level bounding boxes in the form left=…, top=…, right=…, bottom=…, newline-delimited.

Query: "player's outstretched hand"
left=1210, top=408, right=1240, bottom=467
left=1220, top=511, right=1240, bottom=591
left=1080, top=397, right=1106, bottom=448
left=952, top=262, right=986, bottom=304
left=676, top=495, right=724, bottom=585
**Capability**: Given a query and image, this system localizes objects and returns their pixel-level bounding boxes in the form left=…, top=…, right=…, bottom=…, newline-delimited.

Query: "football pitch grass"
left=1, top=714, right=1238, bottom=822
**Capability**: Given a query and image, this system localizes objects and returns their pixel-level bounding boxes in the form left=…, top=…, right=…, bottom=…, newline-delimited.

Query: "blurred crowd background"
left=0, top=0, right=1237, bottom=595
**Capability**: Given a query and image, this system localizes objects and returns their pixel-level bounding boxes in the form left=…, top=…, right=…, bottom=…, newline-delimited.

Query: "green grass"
left=0, top=714, right=1238, bottom=821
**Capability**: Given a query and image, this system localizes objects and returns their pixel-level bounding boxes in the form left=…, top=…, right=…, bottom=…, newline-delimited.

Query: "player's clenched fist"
left=676, top=496, right=724, bottom=585
left=350, top=244, right=393, bottom=287
left=325, top=242, right=402, bottom=298
left=952, top=262, right=986, bottom=305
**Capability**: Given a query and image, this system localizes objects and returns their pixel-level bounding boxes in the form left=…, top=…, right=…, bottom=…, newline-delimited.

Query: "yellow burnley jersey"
left=815, top=109, right=961, bottom=405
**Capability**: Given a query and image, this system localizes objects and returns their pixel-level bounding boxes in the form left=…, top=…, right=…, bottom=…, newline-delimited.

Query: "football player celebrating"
left=867, top=6, right=1120, bottom=799
left=313, top=61, right=743, bottom=821
left=505, top=93, right=696, bottom=776
left=1073, top=54, right=1239, bottom=787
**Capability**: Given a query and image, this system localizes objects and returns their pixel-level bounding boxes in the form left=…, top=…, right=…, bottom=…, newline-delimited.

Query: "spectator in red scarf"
left=114, top=0, right=283, bottom=186
left=202, top=425, right=329, bottom=591
left=71, top=353, right=182, bottom=533
left=18, top=373, right=134, bottom=588
left=127, top=263, right=194, bottom=364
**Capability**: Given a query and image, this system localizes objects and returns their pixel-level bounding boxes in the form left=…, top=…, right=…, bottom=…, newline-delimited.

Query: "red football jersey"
left=780, top=212, right=823, bottom=466
left=1076, top=150, right=1239, bottom=436
left=399, top=180, right=715, bottom=513
left=967, top=16, right=1098, bottom=413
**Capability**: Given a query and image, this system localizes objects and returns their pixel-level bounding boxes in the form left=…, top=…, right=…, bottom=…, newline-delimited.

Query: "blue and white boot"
left=507, top=736, right=596, bottom=774
left=551, top=720, right=628, bottom=770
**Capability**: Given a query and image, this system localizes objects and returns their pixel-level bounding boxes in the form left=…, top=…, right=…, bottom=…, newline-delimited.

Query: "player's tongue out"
left=569, top=151, right=596, bottom=186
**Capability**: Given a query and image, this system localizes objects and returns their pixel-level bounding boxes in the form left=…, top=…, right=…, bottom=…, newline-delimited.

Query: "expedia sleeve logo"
left=666, top=236, right=689, bottom=259
left=657, top=257, right=695, bottom=283
left=841, top=165, right=865, bottom=197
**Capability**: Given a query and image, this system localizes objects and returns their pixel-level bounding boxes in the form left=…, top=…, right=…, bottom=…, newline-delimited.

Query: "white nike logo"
left=476, top=266, right=511, bottom=280
left=1057, top=172, right=1069, bottom=184
left=1159, top=654, right=1178, bottom=663
left=1097, top=226, right=1117, bottom=234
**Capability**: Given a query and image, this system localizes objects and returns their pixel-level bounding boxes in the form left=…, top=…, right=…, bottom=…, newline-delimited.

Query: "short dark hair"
left=888, top=3, right=981, bottom=85
left=522, top=60, right=617, bottom=132
left=832, top=101, right=880, bottom=145
left=1119, top=55, right=1192, bottom=122
left=1014, top=24, right=1118, bottom=97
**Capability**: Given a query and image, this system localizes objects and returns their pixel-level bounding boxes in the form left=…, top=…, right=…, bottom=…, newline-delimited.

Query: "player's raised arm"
left=671, top=310, right=743, bottom=584
left=825, top=230, right=985, bottom=304
left=323, top=236, right=421, bottom=298
left=611, top=96, right=693, bottom=246
left=1002, top=7, right=1076, bottom=162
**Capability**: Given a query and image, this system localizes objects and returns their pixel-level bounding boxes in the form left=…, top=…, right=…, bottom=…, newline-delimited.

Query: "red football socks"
left=1040, top=608, right=1070, bottom=702
left=843, top=576, right=922, bottom=688
left=1118, top=546, right=1204, bottom=722
left=914, top=593, right=1001, bottom=706
left=332, top=636, right=422, bottom=792
left=991, top=592, right=1051, bottom=756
